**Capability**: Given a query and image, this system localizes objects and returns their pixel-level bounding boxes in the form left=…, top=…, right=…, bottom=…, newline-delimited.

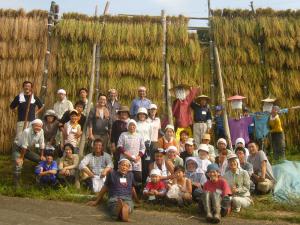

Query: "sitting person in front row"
left=87, top=159, right=138, bottom=222
left=35, top=151, right=58, bottom=187
left=58, top=143, right=79, bottom=184
left=143, top=169, right=166, bottom=202
left=185, top=157, right=207, bottom=201
left=201, top=163, right=232, bottom=223
left=167, top=165, right=192, bottom=206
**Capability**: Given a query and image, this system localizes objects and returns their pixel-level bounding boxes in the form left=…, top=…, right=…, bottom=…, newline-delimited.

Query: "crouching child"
left=87, top=159, right=138, bottom=222
left=143, top=169, right=166, bottom=203
left=35, top=151, right=58, bottom=187
left=202, top=163, right=232, bottom=223
left=166, top=165, right=192, bottom=206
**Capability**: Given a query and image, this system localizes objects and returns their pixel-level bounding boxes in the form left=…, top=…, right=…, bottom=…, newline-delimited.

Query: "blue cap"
left=207, top=163, right=219, bottom=172
left=215, top=105, right=223, bottom=111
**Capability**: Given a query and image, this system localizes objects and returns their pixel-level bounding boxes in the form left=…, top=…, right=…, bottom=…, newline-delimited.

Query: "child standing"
left=143, top=169, right=166, bottom=202
left=62, top=110, right=82, bottom=154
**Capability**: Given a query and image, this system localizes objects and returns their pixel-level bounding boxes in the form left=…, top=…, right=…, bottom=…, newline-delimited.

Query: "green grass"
left=1, top=154, right=300, bottom=223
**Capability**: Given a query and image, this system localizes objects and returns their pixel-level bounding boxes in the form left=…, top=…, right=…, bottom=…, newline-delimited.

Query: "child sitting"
left=35, top=151, right=58, bottom=187
left=143, top=169, right=166, bottom=202
left=185, top=157, right=207, bottom=201
left=167, top=165, right=192, bottom=206
left=197, top=144, right=212, bottom=172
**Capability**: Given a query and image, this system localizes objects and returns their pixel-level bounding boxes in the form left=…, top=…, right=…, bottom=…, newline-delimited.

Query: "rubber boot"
left=13, top=173, right=21, bottom=189
left=211, top=192, right=221, bottom=223
left=201, top=192, right=213, bottom=222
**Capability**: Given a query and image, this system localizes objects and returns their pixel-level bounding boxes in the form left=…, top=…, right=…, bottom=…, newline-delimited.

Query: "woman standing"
left=88, top=94, right=111, bottom=153
left=147, top=104, right=161, bottom=151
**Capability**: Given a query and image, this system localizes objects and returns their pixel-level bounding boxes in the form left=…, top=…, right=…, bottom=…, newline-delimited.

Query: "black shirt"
left=10, top=94, right=43, bottom=122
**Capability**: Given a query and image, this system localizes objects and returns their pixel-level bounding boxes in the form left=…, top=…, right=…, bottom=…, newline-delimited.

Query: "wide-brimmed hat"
left=117, top=106, right=130, bottom=115
left=185, top=138, right=194, bottom=146
left=262, top=94, right=277, bottom=103
left=148, top=104, right=158, bottom=110
left=197, top=144, right=209, bottom=153
left=227, top=95, right=246, bottom=101
left=195, top=95, right=210, bottom=101
left=44, top=109, right=57, bottom=119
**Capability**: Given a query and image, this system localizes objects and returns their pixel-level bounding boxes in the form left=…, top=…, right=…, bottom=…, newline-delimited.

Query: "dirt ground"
left=0, top=195, right=296, bottom=225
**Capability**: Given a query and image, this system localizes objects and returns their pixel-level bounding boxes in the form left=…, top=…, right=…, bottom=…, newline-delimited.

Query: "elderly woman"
left=158, top=124, right=178, bottom=150
left=224, top=154, right=252, bottom=213
left=58, top=143, right=79, bottom=184
left=149, top=148, right=174, bottom=181
left=88, top=93, right=111, bottom=153
left=136, top=107, right=152, bottom=182
left=117, top=119, right=145, bottom=183
left=166, top=146, right=184, bottom=167
left=43, top=109, right=59, bottom=153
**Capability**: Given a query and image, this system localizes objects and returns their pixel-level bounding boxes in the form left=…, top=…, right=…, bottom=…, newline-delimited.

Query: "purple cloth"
left=229, top=117, right=253, bottom=145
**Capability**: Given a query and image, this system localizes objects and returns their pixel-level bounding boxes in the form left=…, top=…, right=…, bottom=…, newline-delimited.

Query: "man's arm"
left=87, top=185, right=108, bottom=206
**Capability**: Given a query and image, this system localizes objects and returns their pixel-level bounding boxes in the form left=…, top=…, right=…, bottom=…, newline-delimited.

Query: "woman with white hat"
left=158, top=124, right=179, bottom=150
left=117, top=119, right=146, bottom=183
left=166, top=146, right=183, bottom=167
left=147, top=103, right=161, bottom=150
left=136, top=107, right=152, bottom=182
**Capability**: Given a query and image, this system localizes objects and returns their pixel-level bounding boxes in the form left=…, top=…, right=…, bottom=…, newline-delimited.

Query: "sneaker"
left=233, top=207, right=241, bottom=213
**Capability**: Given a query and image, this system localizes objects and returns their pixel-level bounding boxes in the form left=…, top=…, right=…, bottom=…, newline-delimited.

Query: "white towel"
left=19, top=92, right=36, bottom=104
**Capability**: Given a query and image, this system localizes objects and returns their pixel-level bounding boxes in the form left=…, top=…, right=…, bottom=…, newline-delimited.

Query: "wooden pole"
left=95, top=1, right=110, bottom=98
left=214, top=45, right=232, bottom=148
left=39, top=1, right=59, bottom=104
left=166, top=63, right=173, bottom=125
left=161, top=10, right=169, bottom=123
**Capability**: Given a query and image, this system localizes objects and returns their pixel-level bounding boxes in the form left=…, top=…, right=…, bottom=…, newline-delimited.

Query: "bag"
left=167, top=184, right=181, bottom=200
left=92, top=175, right=106, bottom=193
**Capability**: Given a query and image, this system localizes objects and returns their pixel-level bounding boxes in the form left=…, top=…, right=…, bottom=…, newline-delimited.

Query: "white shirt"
left=147, top=117, right=161, bottom=142
left=53, top=98, right=73, bottom=119
left=136, top=120, right=152, bottom=142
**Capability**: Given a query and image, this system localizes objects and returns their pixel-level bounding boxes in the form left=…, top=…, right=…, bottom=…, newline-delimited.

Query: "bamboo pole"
left=161, top=10, right=169, bottom=123
left=166, top=63, right=173, bottom=125
left=39, top=1, right=59, bottom=104
left=214, top=45, right=232, bottom=148
left=95, top=1, right=110, bottom=97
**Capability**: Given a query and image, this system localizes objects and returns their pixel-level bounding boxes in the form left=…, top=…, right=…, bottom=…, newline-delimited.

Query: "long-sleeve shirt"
left=110, top=119, right=128, bottom=145
left=53, top=99, right=73, bottom=119
left=224, top=168, right=251, bottom=197
left=229, top=117, right=253, bottom=145
left=269, top=114, right=283, bottom=133
left=107, top=100, right=121, bottom=122
left=79, top=152, right=113, bottom=175
left=18, top=127, right=45, bottom=150
left=172, top=87, right=199, bottom=128
left=147, top=117, right=161, bottom=142
left=130, top=98, right=151, bottom=116
left=136, top=120, right=152, bottom=142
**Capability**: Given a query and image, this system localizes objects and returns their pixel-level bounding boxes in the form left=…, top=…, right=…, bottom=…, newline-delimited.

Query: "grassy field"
left=0, top=153, right=300, bottom=223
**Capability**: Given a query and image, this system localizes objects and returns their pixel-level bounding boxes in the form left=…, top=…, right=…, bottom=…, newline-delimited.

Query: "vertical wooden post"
left=161, top=10, right=169, bottom=123
left=39, top=1, right=59, bottom=104
left=95, top=1, right=110, bottom=98
left=214, top=45, right=232, bottom=148
left=166, top=63, right=173, bottom=125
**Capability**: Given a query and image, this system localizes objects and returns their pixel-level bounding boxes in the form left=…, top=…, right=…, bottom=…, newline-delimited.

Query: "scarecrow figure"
left=191, top=95, right=212, bottom=146
left=172, top=85, right=199, bottom=141
left=227, top=95, right=253, bottom=147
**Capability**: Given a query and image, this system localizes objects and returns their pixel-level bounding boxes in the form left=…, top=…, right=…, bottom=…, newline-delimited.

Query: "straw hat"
left=227, top=95, right=246, bottom=101
left=195, top=94, right=210, bottom=101
left=117, top=106, right=130, bottom=115
left=202, top=133, right=211, bottom=141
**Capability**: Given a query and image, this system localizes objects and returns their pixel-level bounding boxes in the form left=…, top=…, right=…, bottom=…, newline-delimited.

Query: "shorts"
left=107, top=196, right=134, bottom=219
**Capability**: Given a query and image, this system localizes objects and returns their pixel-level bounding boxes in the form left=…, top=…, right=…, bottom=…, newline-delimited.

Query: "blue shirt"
left=191, top=103, right=212, bottom=122
left=35, top=160, right=58, bottom=182
left=105, top=170, right=135, bottom=199
left=130, top=98, right=151, bottom=116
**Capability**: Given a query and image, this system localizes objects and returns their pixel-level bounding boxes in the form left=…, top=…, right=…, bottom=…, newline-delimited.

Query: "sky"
left=0, top=0, right=299, bottom=26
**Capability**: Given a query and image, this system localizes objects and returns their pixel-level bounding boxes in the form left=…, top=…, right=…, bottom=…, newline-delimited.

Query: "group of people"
left=10, top=81, right=279, bottom=223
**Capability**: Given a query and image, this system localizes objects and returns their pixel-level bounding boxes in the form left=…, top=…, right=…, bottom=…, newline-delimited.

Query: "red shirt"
left=203, top=178, right=232, bottom=198
left=172, top=88, right=199, bottom=128
left=144, top=180, right=166, bottom=192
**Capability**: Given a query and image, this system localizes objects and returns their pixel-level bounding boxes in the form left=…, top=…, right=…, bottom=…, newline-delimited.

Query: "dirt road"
left=0, top=195, right=294, bottom=225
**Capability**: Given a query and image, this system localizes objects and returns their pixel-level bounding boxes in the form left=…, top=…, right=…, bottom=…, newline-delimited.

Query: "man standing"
left=10, top=81, right=44, bottom=143
left=107, top=89, right=121, bottom=123
left=78, top=87, right=92, bottom=116
left=130, top=86, right=151, bottom=117
left=12, top=119, right=45, bottom=187
left=247, top=141, right=275, bottom=194
left=191, top=95, right=212, bottom=146
left=53, top=89, right=73, bottom=119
